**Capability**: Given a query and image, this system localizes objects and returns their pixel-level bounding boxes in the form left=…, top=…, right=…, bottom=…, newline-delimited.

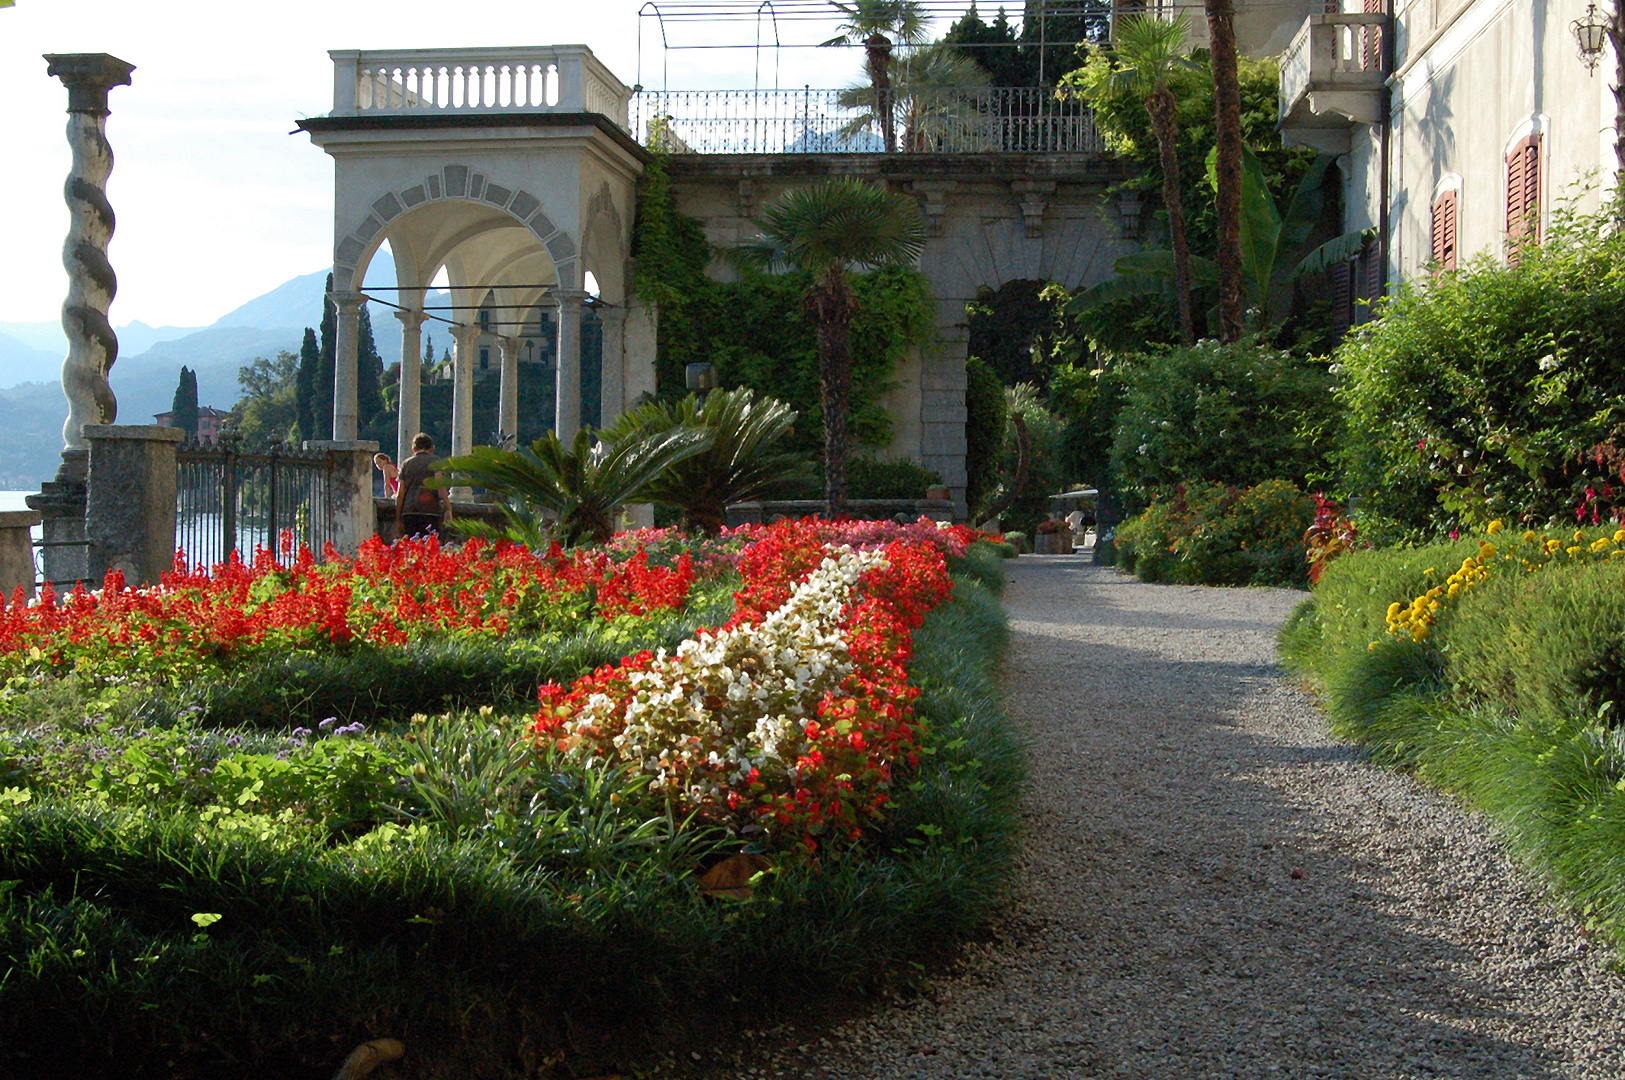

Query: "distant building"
left=154, top=406, right=230, bottom=443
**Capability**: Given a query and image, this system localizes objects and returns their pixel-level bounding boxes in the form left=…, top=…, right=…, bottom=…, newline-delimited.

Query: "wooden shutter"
left=1506, top=134, right=1542, bottom=260
left=1329, top=259, right=1353, bottom=334
left=1431, top=190, right=1458, bottom=272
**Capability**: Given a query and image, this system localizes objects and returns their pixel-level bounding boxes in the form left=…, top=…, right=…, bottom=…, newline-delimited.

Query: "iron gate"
left=176, top=439, right=341, bottom=567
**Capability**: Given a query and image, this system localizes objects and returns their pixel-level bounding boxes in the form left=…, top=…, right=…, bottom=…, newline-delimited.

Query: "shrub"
left=964, top=356, right=1007, bottom=518
left=1115, top=480, right=1314, bottom=586
left=1110, top=339, right=1336, bottom=497
left=1337, top=205, right=1625, bottom=539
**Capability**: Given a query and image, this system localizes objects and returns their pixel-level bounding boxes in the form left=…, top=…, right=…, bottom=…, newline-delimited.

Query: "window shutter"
left=1330, top=259, right=1352, bottom=334
left=1506, top=134, right=1541, bottom=259
left=1431, top=190, right=1458, bottom=272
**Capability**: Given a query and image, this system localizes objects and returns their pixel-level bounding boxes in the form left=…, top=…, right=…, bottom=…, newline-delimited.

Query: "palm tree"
left=435, top=426, right=710, bottom=547
left=836, top=44, right=989, bottom=152
left=606, top=387, right=812, bottom=535
left=1096, top=14, right=1200, bottom=345
left=822, top=0, right=932, bottom=153
left=1206, top=0, right=1245, bottom=342
left=752, top=177, right=926, bottom=516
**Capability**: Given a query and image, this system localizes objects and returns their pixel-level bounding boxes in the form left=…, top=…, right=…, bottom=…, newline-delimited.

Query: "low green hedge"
left=0, top=559, right=1021, bottom=1080
left=1283, top=530, right=1625, bottom=953
left=1116, top=480, right=1314, bottom=587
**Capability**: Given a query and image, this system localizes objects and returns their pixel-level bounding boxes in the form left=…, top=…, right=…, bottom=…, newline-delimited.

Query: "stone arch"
left=578, top=180, right=627, bottom=304
left=333, top=162, right=579, bottom=295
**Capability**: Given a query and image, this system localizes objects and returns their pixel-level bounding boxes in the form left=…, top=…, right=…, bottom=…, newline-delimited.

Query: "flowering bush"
left=533, top=521, right=955, bottom=849
left=1304, top=493, right=1360, bottom=585
left=0, top=534, right=694, bottom=682
left=1384, top=519, right=1625, bottom=644
left=1116, top=480, right=1315, bottom=587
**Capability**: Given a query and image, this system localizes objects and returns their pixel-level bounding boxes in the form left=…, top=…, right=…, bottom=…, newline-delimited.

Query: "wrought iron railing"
left=631, top=86, right=1105, bottom=155
left=176, top=440, right=341, bottom=568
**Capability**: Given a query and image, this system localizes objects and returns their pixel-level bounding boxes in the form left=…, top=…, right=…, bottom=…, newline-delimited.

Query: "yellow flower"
left=1487, top=519, right=1504, bottom=534
left=1590, top=538, right=1611, bottom=554
left=1568, top=546, right=1584, bottom=558
left=1386, top=601, right=1403, bottom=618
left=1523, top=530, right=1539, bottom=545
left=1614, top=528, right=1625, bottom=543
left=1477, top=541, right=1497, bottom=560
left=1575, top=529, right=1587, bottom=543
left=1423, top=567, right=1437, bottom=576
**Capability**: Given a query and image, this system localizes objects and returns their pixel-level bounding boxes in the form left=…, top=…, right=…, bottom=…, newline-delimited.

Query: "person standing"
left=395, top=433, right=451, bottom=541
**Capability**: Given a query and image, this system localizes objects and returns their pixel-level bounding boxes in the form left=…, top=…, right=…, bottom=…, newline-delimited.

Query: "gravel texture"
left=732, top=556, right=1625, bottom=1079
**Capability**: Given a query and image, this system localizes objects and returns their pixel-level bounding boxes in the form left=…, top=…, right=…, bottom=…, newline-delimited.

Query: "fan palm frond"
left=754, top=176, right=926, bottom=275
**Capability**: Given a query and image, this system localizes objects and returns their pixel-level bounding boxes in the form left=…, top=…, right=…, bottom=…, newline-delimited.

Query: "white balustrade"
left=1278, top=13, right=1388, bottom=124
left=329, top=46, right=633, bottom=127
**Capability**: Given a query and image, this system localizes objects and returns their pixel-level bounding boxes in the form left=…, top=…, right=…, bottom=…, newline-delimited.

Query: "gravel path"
left=739, top=556, right=1625, bottom=1080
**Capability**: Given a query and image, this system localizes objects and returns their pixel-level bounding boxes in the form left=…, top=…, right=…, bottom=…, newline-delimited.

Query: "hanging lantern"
left=1574, top=2, right=1610, bottom=72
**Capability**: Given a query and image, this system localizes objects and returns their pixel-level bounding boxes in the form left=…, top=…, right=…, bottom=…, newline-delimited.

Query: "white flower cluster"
left=567, top=548, right=888, bottom=809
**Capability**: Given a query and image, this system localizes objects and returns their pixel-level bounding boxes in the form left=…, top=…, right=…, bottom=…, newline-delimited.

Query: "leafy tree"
left=836, top=44, right=988, bottom=151
left=317, top=274, right=336, bottom=439
left=943, top=2, right=1105, bottom=86
left=822, top=0, right=932, bottom=152
left=169, top=366, right=199, bottom=439
left=1205, top=0, right=1245, bottom=342
left=294, top=327, right=319, bottom=443
left=230, top=350, right=300, bottom=445
left=751, top=178, right=926, bottom=515
left=1078, top=14, right=1201, bottom=344
left=357, top=304, right=386, bottom=429
left=943, top=3, right=1027, bottom=85
left=606, top=387, right=811, bottom=535
left=437, top=426, right=710, bottom=546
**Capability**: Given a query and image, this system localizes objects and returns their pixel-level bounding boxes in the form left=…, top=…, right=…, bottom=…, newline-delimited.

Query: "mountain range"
left=0, top=263, right=458, bottom=490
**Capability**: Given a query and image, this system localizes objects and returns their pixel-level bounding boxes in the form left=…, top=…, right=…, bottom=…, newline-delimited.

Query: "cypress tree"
left=170, top=366, right=199, bottom=439
left=317, top=273, right=336, bottom=438
left=294, top=326, right=319, bottom=442
left=357, top=303, right=386, bottom=427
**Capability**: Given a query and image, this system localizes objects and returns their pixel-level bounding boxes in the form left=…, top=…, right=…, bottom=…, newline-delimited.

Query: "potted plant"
left=1034, top=517, right=1073, bottom=555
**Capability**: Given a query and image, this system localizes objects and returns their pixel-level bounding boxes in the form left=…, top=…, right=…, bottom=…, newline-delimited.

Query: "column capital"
left=331, top=290, right=364, bottom=311
left=45, top=53, right=135, bottom=114
left=553, top=289, right=591, bottom=309
left=393, top=307, right=427, bottom=329
left=595, top=304, right=627, bottom=325
left=449, top=322, right=481, bottom=345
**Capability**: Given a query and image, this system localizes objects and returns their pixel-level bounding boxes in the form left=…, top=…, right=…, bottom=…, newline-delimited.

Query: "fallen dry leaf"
left=697, top=853, right=770, bottom=900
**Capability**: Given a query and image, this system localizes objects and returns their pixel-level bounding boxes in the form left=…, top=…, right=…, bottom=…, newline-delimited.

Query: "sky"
left=0, top=0, right=933, bottom=329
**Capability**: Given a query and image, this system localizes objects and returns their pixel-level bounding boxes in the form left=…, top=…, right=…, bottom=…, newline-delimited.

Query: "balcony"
left=1278, top=13, right=1389, bottom=154
left=327, top=46, right=632, bottom=130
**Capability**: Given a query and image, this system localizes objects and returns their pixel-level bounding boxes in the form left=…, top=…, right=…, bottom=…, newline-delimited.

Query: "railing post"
left=84, top=424, right=182, bottom=587
left=268, top=448, right=278, bottom=553
left=331, top=50, right=360, bottom=116
left=221, top=440, right=238, bottom=558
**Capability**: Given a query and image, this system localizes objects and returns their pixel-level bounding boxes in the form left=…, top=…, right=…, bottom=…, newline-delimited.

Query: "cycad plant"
left=752, top=177, right=926, bottom=516
left=822, top=0, right=932, bottom=152
left=435, top=426, right=710, bottom=547
left=606, top=386, right=811, bottom=535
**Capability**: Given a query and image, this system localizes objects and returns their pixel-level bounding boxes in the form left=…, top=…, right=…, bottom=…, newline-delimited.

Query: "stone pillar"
left=84, top=424, right=181, bottom=587
left=44, top=53, right=134, bottom=485
left=449, top=324, right=480, bottom=500
left=301, top=440, right=381, bottom=555
left=497, top=334, right=520, bottom=448
left=622, top=297, right=659, bottom=406
left=0, top=511, right=41, bottom=601
left=331, top=292, right=362, bottom=440
left=394, top=307, right=425, bottom=465
left=919, top=298, right=970, bottom=520
left=554, top=290, right=587, bottom=442
left=598, top=306, right=627, bottom=427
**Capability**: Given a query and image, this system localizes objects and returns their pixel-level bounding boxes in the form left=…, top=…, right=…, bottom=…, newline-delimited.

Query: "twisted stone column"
left=44, top=53, right=135, bottom=482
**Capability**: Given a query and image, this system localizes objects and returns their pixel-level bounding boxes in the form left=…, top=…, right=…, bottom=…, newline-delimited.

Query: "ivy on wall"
left=631, top=153, right=936, bottom=462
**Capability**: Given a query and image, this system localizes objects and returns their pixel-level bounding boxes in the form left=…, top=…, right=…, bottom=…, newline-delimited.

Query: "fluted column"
left=597, top=306, right=626, bottom=427
left=553, top=289, right=587, bottom=442
left=450, top=323, right=480, bottom=500
left=331, top=292, right=362, bottom=440
left=44, top=53, right=135, bottom=483
left=393, top=307, right=425, bottom=465
left=497, top=335, right=520, bottom=449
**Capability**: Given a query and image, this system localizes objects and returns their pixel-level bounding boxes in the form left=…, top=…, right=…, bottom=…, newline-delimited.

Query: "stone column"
left=497, top=334, right=520, bottom=449
left=331, top=292, right=363, bottom=440
left=301, top=440, right=381, bottom=555
left=393, top=307, right=425, bottom=465
left=0, top=511, right=41, bottom=601
left=84, top=424, right=181, bottom=587
left=43, top=53, right=134, bottom=484
left=449, top=324, right=480, bottom=500
left=553, top=290, right=587, bottom=442
left=598, top=306, right=627, bottom=427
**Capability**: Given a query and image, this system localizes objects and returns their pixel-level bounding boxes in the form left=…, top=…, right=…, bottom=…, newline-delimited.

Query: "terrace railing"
left=631, top=86, right=1105, bottom=155
left=329, top=46, right=633, bottom=129
left=176, top=440, right=341, bottom=568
